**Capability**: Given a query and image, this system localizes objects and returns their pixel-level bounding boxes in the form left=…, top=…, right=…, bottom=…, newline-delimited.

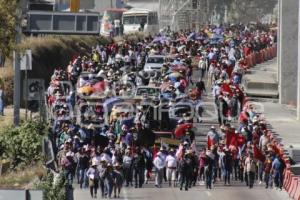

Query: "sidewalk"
left=261, top=101, right=300, bottom=147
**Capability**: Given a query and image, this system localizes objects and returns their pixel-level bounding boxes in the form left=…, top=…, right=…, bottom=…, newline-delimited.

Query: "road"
left=73, top=68, right=290, bottom=200
left=74, top=180, right=289, bottom=200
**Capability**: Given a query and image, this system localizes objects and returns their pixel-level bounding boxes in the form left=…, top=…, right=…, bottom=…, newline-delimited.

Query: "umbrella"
left=171, top=64, right=186, bottom=73
left=168, top=72, right=182, bottom=82
left=77, top=86, right=94, bottom=95
left=94, top=134, right=109, bottom=148
left=174, top=123, right=193, bottom=139
left=168, top=72, right=183, bottom=79
left=103, top=97, right=123, bottom=113
left=92, top=81, right=106, bottom=93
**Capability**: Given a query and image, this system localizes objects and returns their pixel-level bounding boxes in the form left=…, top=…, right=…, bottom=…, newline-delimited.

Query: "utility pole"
left=13, top=0, right=25, bottom=126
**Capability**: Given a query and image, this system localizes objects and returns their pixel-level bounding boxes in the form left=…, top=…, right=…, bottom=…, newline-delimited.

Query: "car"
left=143, top=55, right=166, bottom=72
left=134, top=86, right=161, bottom=99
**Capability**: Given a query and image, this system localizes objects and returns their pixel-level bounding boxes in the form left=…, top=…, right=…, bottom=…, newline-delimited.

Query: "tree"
left=0, top=0, right=18, bottom=67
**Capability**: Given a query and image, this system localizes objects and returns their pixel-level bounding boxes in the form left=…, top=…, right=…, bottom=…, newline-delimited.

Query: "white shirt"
left=165, top=155, right=177, bottom=168
left=153, top=156, right=166, bottom=170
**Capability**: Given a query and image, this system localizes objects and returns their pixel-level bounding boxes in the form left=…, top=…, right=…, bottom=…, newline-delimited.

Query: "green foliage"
left=36, top=170, right=66, bottom=200
left=0, top=0, right=18, bottom=58
left=0, top=121, right=46, bottom=168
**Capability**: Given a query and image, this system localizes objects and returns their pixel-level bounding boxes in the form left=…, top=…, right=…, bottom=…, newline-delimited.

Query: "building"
left=28, top=0, right=125, bottom=13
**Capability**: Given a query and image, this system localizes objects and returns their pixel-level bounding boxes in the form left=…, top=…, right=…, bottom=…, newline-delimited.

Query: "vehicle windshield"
left=103, top=10, right=123, bottom=22
left=147, top=57, right=165, bottom=64
left=136, top=88, right=160, bottom=96
left=123, top=15, right=148, bottom=25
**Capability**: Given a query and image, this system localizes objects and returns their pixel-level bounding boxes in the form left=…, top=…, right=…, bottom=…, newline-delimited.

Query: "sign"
left=23, top=79, right=45, bottom=101
left=20, top=49, right=32, bottom=70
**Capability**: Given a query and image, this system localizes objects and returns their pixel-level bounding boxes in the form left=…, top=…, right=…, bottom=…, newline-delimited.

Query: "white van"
left=122, top=8, right=159, bottom=35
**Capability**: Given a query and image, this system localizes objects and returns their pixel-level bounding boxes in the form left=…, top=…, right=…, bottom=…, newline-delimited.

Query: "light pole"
left=13, top=0, right=26, bottom=126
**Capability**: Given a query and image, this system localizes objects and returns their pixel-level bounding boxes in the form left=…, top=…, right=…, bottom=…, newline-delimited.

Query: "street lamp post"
left=13, top=0, right=26, bottom=126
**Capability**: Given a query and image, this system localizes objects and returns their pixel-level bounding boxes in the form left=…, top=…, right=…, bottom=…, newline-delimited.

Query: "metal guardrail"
left=25, top=11, right=100, bottom=35
left=0, top=189, right=43, bottom=200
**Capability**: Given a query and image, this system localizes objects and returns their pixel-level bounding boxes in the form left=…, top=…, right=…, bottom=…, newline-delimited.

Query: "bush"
left=0, top=120, right=46, bottom=168
left=35, top=170, right=66, bottom=200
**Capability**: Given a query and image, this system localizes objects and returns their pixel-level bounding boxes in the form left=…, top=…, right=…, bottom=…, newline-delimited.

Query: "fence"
left=0, top=189, right=43, bottom=200
left=244, top=45, right=277, bottom=69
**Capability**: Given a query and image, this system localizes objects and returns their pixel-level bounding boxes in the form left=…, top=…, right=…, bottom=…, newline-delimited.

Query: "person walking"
left=153, top=152, right=166, bottom=188
left=205, top=149, right=214, bottom=189
left=113, top=163, right=124, bottom=198
left=122, top=150, right=133, bottom=187
left=132, top=147, right=145, bottom=188
left=165, top=149, right=178, bottom=187
left=86, top=162, right=100, bottom=198
left=76, top=148, right=89, bottom=189
left=264, top=155, right=273, bottom=189
left=245, top=153, right=256, bottom=188
left=272, top=155, right=284, bottom=190
left=179, top=151, right=193, bottom=191
left=198, top=56, right=207, bottom=81
left=223, top=148, right=233, bottom=186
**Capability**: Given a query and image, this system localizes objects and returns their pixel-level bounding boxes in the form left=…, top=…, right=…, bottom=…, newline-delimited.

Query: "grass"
left=0, top=162, right=46, bottom=189
left=0, top=106, right=25, bottom=128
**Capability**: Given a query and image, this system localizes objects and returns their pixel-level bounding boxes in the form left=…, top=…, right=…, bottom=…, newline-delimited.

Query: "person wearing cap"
left=113, top=163, right=124, bottom=198
left=222, top=148, right=233, bottom=186
left=165, top=149, right=178, bottom=187
left=178, top=150, right=193, bottom=191
left=86, top=161, right=100, bottom=198
left=153, top=152, right=166, bottom=188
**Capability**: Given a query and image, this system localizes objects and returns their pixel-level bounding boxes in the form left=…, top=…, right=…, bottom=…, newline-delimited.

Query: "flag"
left=174, top=123, right=193, bottom=139
left=176, top=144, right=184, bottom=160
left=226, top=130, right=237, bottom=147
left=152, top=144, right=158, bottom=159
left=207, top=136, right=214, bottom=149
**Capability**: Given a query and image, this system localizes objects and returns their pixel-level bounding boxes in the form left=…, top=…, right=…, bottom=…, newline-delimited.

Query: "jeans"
left=247, top=171, right=255, bottom=188
left=224, top=169, right=231, bottom=184
left=0, top=99, right=4, bottom=115
left=124, top=166, right=132, bottom=186
left=105, top=180, right=113, bottom=198
left=274, top=171, right=283, bottom=189
left=78, top=168, right=87, bottom=188
left=89, top=179, right=98, bottom=197
left=205, top=169, right=212, bottom=189
left=134, top=168, right=144, bottom=187
left=264, top=173, right=272, bottom=188
left=65, top=169, right=73, bottom=186
left=180, top=172, right=189, bottom=190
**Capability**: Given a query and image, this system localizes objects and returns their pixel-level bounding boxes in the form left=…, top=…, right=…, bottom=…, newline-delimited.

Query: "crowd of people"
left=45, top=23, right=286, bottom=199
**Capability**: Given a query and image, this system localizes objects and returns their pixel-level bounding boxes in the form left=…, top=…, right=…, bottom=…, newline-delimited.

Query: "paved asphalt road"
left=73, top=68, right=290, bottom=200
left=74, top=180, right=289, bottom=200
